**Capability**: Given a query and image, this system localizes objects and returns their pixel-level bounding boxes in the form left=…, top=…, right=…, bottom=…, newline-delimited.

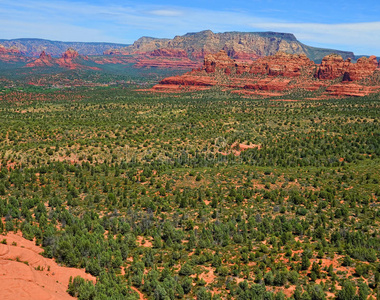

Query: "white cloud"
left=148, top=9, right=183, bottom=17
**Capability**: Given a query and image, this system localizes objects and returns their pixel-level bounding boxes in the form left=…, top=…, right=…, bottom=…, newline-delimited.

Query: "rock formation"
left=0, top=44, right=28, bottom=62
left=61, top=48, right=79, bottom=59
left=315, top=54, right=351, bottom=80
left=25, top=51, right=55, bottom=67
left=149, top=49, right=188, bottom=58
left=343, top=55, right=378, bottom=81
left=25, top=48, right=100, bottom=70
left=150, top=50, right=380, bottom=98
left=106, top=30, right=354, bottom=62
left=57, top=48, right=84, bottom=69
left=0, top=38, right=127, bottom=56
left=315, top=54, right=379, bottom=82
left=204, top=50, right=235, bottom=73
left=248, top=52, right=315, bottom=77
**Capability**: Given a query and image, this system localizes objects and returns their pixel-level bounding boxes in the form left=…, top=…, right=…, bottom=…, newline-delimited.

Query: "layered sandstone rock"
left=326, top=82, right=380, bottom=97
left=25, top=51, right=55, bottom=67
left=316, top=54, right=379, bottom=82
left=244, top=78, right=291, bottom=91
left=99, top=48, right=201, bottom=70
left=25, top=48, right=99, bottom=70
left=134, top=58, right=200, bottom=69
left=149, top=49, right=188, bottom=58
left=0, top=44, right=20, bottom=55
left=0, top=44, right=28, bottom=62
left=315, top=54, right=351, bottom=80
left=343, top=55, right=378, bottom=81
left=150, top=50, right=380, bottom=98
left=159, top=75, right=217, bottom=86
left=57, top=48, right=101, bottom=70
left=249, top=52, right=315, bottom=77
left=61, top=48, right=79, bottom=59
left=204, top=50, right=235, bottom=73
left=109, top=30, right=354, bottom=62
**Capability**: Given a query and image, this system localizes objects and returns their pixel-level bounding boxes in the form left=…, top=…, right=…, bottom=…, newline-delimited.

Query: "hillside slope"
left=0, top=38, right=129, bottom=57
left=108, top=30, right=354, bottom=62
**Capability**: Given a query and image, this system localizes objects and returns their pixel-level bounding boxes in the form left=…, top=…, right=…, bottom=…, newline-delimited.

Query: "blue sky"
left=1, top=0, right=379, bottom=55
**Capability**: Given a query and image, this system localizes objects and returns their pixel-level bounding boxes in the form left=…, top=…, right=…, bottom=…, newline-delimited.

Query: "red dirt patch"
left=0, top=233, right=95, bottom=300
left=136, top=236, right=153, bottom=248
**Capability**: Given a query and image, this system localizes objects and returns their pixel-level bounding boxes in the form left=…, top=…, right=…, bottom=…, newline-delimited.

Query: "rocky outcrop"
left=56, top=48, right=98, bottom=70
left=61, top=48, right=79, bottom=59
left=0, top=44, right=28, bottom=62
left=249, top=52, right=315, bottom=77
left=103, top=49, right=129, bottom=55
left=25, top=51, right=55, bottom=67
left=244, top=78, right=291, bottom=91
left=134, top=58, right=200, bottom=69
left=316, top=54, right=379, bottom=82
left=343, top=55, right=378, bottom=81
left=95, top=47, right=201, bottom=70
left=25, top=48, right=100, bottom=70
left=0, top=39, right=127, bottom=56
left=149, top=49, right=188, bottom=58
left=315, top=54, right=351, bottom=80
left=204, top=50, right=235, bottom=73
left=0, top=44, right=20, bottom=55
left=159, top=75, right=217, bottom=86
left=106, top=30, right=354, bottom=62
left=201, top=51, right=315, bottom=77
left=150, top=50, right=380, bottom=98
left=326, top=82, right=380, bottom=97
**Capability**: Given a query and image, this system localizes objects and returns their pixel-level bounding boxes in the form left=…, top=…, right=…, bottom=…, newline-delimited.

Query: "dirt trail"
left=131, top=286, right=147, bottom=300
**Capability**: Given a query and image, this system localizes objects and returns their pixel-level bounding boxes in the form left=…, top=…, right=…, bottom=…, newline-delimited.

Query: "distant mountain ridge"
left=0, top=38, right=129, bottom=57
left=107, top=30, right=355, bottom=62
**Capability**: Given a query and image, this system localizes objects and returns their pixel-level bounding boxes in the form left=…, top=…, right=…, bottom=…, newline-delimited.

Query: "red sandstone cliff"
left=25, top=48, right=100, bottom=70
left=0, top=44, right=28, bottom=62
left=343, top=55, right=378, bottom=81
left=25, top=51, right=55, bottom=67
left=150, top=50, right=380, bottom=98
left=315, top=54, right=351, bottom=80
left=204, top=50, right=235, bottom=73
left=97, top=48, right=201, bottom=70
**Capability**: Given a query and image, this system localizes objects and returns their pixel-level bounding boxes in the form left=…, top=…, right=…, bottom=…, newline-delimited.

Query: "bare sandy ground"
left=0, top=233, right=95, bottom=300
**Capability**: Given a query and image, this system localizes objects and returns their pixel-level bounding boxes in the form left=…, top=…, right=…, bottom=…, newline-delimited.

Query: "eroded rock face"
left=99, top=48, right=200, bottom=70
left=57, top=48, right=84, bottom=69
left=0, top=44, right=20, bottom=55
left=26, top=51, right=55, bottom=67
left=204, top=50, right=235, bottom=73
left=249, top=52, right=315, bottom=77
left=343, top=55, right=378, bottom=81
left=315, top=54, right=351, bottom=80
left=316, top=54, right=379, bottom=82
left=149, top=49, right=188, bottom=58
left=326, top=82, right=380, bottom=97
left=62, top=48, right=79, bottom=59
left=159, top=75, right=217, bottom=86
left=25, top=48, right=100, bottom=70
left=108, top=30, right=354, bottom=62
left=150, top=50, right=380, bottom=98
left=0, top=44, right=27, bottom=62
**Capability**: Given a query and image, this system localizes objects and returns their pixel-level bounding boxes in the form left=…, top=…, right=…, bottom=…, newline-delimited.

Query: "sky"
left=1, top=0, right=379, bottom=55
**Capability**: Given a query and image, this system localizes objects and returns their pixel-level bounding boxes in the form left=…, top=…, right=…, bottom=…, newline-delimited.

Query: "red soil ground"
left=0, top=233, right=95, bottom=300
